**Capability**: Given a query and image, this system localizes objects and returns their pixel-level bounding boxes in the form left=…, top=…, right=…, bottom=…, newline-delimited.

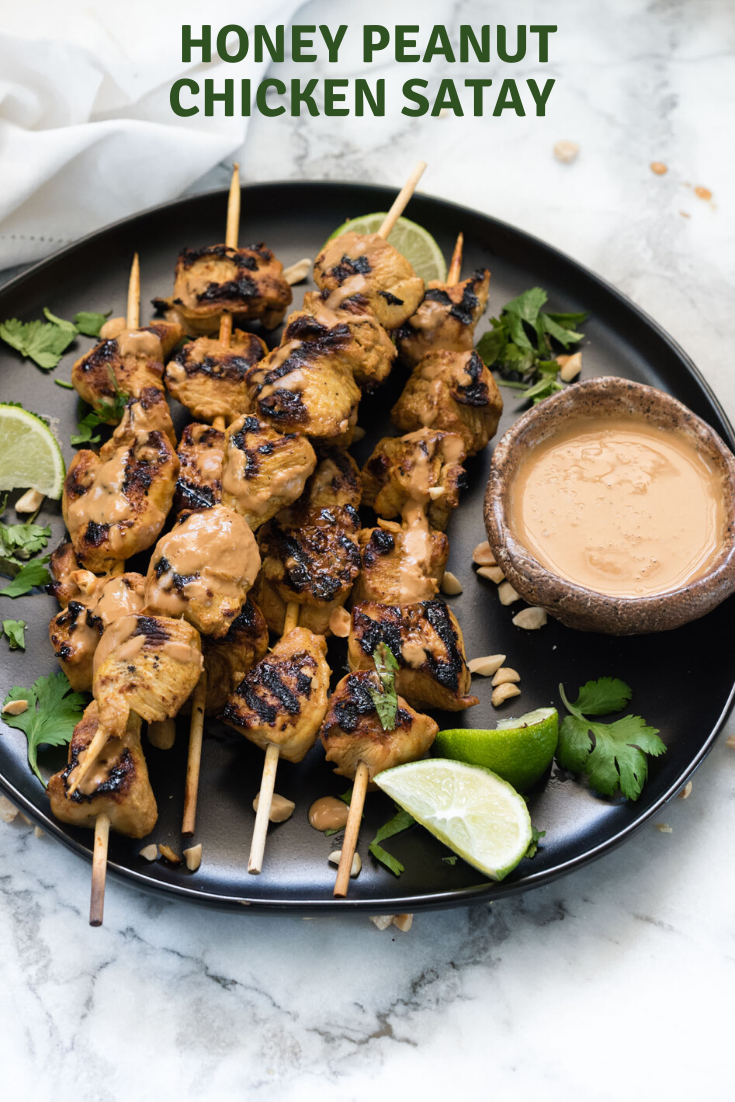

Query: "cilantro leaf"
left=338, top=787, right=353, bottom=804
left=525, top=827, right=546, bottom=859
left=572, top=677, right=632, bottom=716
left=70, top=408, right=103, bottom=446
left=442, top=854, right=458, bottom=865
left=523, top=375, right=564, bottom=404
left=541, top=313, right=584, bottom=349
left=0, top=318, right=77, bottom=370
left=0, top=557, right=51, bottom=597
left=545, top=310, right=589, bottom=329
left=74, top=311, right=111, bottom=338
left=368, top=642, right=400, bottom=732
left=476, top=324, right=507, bottom=368
left=0, top=519, right=50, bottom=561
left=503, top=287, right=548, bottom=323
left=369, top=805, right=415, bottom=876
left=42, top=307, right=77, bottom=333
left=558, top=679, right=666, bottom=800
left=54, top=379, right=75, bottom=389
left=1, top=671, right=86, bottom=785
left=3, top=619, right=26, bottom=649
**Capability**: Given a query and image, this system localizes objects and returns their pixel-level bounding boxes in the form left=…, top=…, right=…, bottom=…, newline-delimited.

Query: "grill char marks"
left=348, top=599, right=478, bottom=712
left=221, top=627, right=331, bottom=763
left=394, top=267, right=490, bottom=368
left=331, top=673, right=413, bottom=734
left=173, top=422, right=224, bottom=514
left=454, top=350, right=489, bottom=406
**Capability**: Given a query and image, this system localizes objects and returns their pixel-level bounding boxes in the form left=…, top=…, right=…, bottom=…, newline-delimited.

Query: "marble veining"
left=2, top=1, right=735, bottom=1099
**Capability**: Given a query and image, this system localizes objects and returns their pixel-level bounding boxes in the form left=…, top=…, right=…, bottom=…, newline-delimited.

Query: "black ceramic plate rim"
left=1, top=180, right=734, bottom=913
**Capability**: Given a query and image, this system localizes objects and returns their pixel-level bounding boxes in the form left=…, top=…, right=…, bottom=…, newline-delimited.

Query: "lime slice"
left=0, top=404, right=65, bottom=499
left=326, top=214, right=447, bottom=284
left=374, top=759, right=532, bottom=881
left=435, top=708, right=558, bottom=793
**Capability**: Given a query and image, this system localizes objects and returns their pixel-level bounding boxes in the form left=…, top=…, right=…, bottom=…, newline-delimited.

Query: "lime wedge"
left=374, top=759, right=532, bottom=881
left=0, top=404, right=65, bottom=499
left=435, top=708, right=558, bottom=793
left=326, top=214, right=447, bottom=284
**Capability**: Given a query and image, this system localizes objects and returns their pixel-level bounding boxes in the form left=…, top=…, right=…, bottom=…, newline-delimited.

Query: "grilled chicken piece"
left=159, top=243, right=292, bottom=335
left=145, top=505, right=261, bottom=638
left=390, top=349, right=503, bottom=456
left=221, top=627, right=330, bottom=763
left=361, top=428, right=467, bottom=531
left=255, top=448, right=362, bottom=635
left=48, top=705, right=157, bottom=838
left=348, top=600, right=478, bottom=712
left=394, top=269, right=490, bottom=367
left=221, top=414, right=316, bottom=529
left=48, top=541, right=84, bottom=608
left=314, top=231, right=424, bottom=329
left=284, top=291, right=397, bottom=392
left=243, top=331, right=361, bottom=442
left=49, top=572, right=145, bottom=691
left=201, top=597, right=269, bottom=715
left=93, top=613, right=203, bottom=735
left=173, top=422, right=224, bottom=514
left=321, top=672, right=438, bottom=780
left=63, top=392, right=179, bottom=572
left=100, top=385, right=177, bottom=452
left=353, top=522, right=449, bottom=605
left=164, top=329, right=267, bottom=421
left=71, top=321, right=183, bottom=422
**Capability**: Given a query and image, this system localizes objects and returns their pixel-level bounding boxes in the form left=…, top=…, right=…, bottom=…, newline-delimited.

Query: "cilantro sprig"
left=1, top=671, right=86, bottom=785
left=71, top=367, right=129, bottom=445
left=368, top=642, right=400, bottom=731
left=477, top=287, right=588, bottom=404
left=2, top=619, right=26, bottom=650
left=0, top=557, right=51, bottom=598
left=557, top=678, right=666, bottom=801
left=0, top=307, right=111, bottom=371
left=369, top=805, right=415, bottom=876
left=0, top=496, right=51, bottom=593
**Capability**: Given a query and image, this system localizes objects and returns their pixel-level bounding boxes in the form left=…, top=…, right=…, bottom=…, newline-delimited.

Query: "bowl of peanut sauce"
left=484, top=377, right=735, bottom=634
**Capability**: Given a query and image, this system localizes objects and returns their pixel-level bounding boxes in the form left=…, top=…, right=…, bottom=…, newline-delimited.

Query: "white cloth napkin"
left=0, top=0, right=302, bottom=269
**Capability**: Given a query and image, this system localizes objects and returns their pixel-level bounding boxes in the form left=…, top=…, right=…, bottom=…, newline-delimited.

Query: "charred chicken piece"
left=221, top=627, right=330, bottom=763
left=348, top=600, right=478, bottom=713
left=160, top=243, right=292, bottom=335
left=314, top=231, right=424, bottom=329
left=47, top=541, right=84, bottom=608
left=49, top=572, right=145, bottom=691
left=221, top=414, right=316, bottom=530
left=173, top=422, right=225, bottom=514
left=201, top=597, right=269, bottom=715
left=255, top=448, right=362, bottom=635
left=164, top=329, right=268, bottom=422
left=100, top=385, right=177, bottom=453
left=393, top=269, right=490, bottom=367
left=353, top=522, right=449, bottom=606
left=93, top=613, right=203, bottom=735
left=145, top=505, right=261, bottom=638
left=284, top=291, right=397, bottom=392
left=48, top=705, right=157, bottom=838
left=243, top=331, right=361, bottom=442
left=71, top=321, right=183, bottom=422
left=361, top=428, right=467, bottom=531
left=321, top=672, right=438, bottom=780
left=63, top=393, right=179, bottom=572
left=390, top=349, right=503, bottom=457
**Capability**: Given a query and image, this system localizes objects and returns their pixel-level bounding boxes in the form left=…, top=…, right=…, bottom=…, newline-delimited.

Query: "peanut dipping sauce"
left=509, top=416, right=726, bottom=598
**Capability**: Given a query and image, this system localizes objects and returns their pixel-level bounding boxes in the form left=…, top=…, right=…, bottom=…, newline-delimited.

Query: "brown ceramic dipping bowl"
left=484, top=376, right=735, bottom=635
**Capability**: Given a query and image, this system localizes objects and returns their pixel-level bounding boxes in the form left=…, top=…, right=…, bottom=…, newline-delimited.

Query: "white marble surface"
left=3, top=1, right=735, bottom=1099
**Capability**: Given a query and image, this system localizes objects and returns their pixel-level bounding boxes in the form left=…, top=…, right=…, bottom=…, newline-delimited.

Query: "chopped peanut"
left=0, top=796, right=18, bottom=823
left=139, top=844, right=159, bottom=861
left=283, top=257, right=312, bottom=285
left=554, top=140, right=579, bottom=163
left=441, top=571, right=463, bottom=596
left=468, top=654, right=506, bottom=677
left=392, top=913, right=413, bottom=932
left=492, top=667, right=520, bottom=687
left=498, top=581, right=521, bottom=606
left=253, top=792, right=295, bottom=823
left=472, top=540, right=497, bottom=567
left=15, top=488, right=44, bottom=514
left=726, top=734, right=735, bottom=750
left=655, top=822, right=673, bottom=834
left=558, top=351, right=582, bottom=382
left=184, top=843, right=203, bottom=871
left=678, top=781, right=692, bottom=799
left=328, top=850, right=361, bottom=877
left=2, top=700, right=28, bottom=716
left=512, top=606, right=548, bottom=630
left=34, top=826, right=45, bottom=839
left=477, top=565, right=504, bottom=584
left=369, top=915, right=394, bottom=930
left=492, top=683, right=522, bottom=707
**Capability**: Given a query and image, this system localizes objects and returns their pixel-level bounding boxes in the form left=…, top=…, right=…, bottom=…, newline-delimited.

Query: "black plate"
left=1, top=181, right=733, bottom=913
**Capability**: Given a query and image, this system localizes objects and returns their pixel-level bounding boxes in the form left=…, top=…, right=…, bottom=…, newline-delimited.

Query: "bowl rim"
left=484, top=376, right=735, bottom=632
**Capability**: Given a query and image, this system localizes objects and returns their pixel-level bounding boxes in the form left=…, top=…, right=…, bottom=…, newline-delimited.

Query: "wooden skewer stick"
left=247, top=599, right=301, bottom=873
left=219, top=163, right=241, bottom=349
left=334, top=761, right=370, bottom=897
left=127, top=253, right=140, bottom=329
left=89, top=812, right=110, bottom=926
left=378, top=161, right=427, bottom=240
left=447, top=232, right=464, bottom=286
left=182, top=671, right=207, bottom=834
